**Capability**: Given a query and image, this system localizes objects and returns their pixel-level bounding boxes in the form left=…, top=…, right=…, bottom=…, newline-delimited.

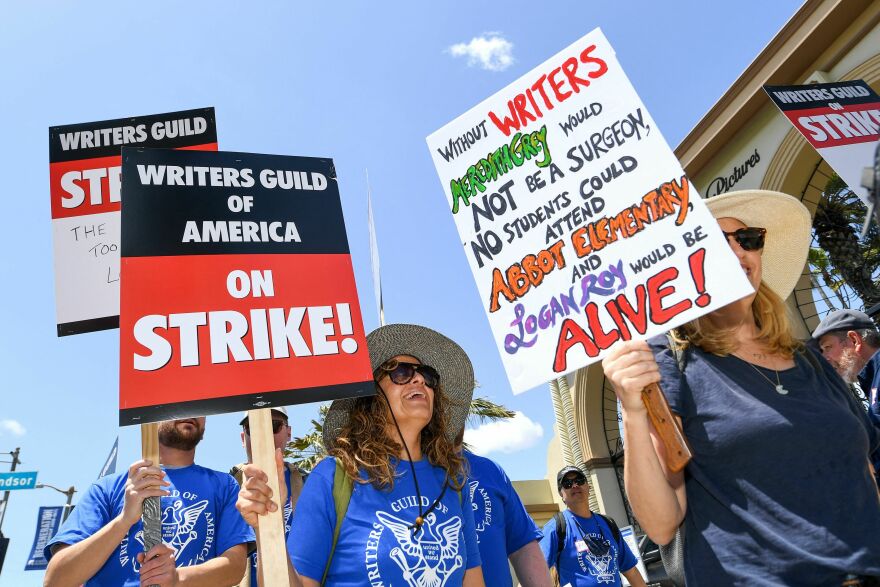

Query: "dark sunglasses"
left=378, top=361, right=440, bottom=389
left=722, top=227, right=766, bottom=251
left=243, top=419, right=287, bottom=435
left=584, top=535, right=611, bottom=557
left=561, top=476, right=587, bottom=490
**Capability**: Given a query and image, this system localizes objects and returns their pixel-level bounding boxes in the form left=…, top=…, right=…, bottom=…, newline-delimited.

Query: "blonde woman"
left=603, top=191, right=880, bottom=586
left=237, top=324, right=484, bottom=587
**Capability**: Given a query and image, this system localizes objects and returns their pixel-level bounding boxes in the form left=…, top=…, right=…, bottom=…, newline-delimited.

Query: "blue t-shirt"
left=463, top=450, right=542, bottom=587
left=289, top=456, right=481, bottom=586
left=46, top=463, right=251, bottom=586
left=539, top=509, right=636, bottom=586
left=247, top=466, right=295, bottom=586
left=651, top=337, right=880, bottom=586
left=858, top=349, right=880, bottom=443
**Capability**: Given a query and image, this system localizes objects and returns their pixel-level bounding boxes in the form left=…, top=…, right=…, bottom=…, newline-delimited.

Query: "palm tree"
left=813, top=175, right=880, bottom=310
left=807, top=247, right=848, bottom=310
left=285, top=397, right=515, bottom=472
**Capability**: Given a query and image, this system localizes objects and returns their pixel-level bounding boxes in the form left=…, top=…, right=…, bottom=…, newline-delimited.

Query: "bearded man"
left=45, top=418, right=251, bottom=587
left=814, top=309, right=880, bottom=478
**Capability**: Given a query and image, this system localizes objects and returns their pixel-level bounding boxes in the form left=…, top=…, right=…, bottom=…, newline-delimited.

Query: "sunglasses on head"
left=722, top=227, right=766, bottom=251
left=378, top=361, right=440, bottom=389
left=561, top=476, right=587, bottom=490
left=243, top=419, right=287, bottom=435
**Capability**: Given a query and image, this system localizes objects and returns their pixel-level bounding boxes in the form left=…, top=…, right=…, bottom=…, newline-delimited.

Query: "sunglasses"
left=378, top=361, right=440, bottom=389
left=584, top=535, right=611, bottom=557
left=722, top=227, right=766, bottom=251
left=561, top=476, right=587, bottom=490
left=243, top=419, right=287, bottom=435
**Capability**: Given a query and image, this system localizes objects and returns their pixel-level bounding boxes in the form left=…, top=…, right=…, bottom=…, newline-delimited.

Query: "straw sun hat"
left=705, top=189, right=811, bottom=300
left=323, top=324, right=475, bottom=449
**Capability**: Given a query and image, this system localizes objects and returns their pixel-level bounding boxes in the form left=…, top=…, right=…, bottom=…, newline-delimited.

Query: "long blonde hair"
left=328, top=379, right=466, bottom=490
left=670, top=281, right=801, bottom=357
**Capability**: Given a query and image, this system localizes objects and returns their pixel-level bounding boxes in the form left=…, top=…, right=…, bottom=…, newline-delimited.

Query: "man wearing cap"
left=231, top=407, right=304, bottom=587
left=813, top=309, right=880, bottom=473
left=44, top=418, right=251, bottom=587
left=540, top=466, right=646, bottom=587
left=456, top=431, right=552, bottom=587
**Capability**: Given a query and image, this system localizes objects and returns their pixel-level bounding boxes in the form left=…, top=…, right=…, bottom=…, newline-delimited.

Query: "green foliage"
left=811, top=175, right=880, bottom=309
left=284, top=404, right=328, bottom=473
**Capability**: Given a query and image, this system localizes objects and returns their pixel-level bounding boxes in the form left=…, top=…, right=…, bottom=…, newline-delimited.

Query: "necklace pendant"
left=775, top=384, right=789, bottom=395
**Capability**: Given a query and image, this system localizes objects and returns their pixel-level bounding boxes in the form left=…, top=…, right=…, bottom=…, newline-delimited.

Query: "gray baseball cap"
left=813, top=310, right=876, bottom=340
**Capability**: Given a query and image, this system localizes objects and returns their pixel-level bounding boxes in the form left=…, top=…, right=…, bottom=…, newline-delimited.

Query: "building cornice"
left=675, top=0, right=880, bottom=179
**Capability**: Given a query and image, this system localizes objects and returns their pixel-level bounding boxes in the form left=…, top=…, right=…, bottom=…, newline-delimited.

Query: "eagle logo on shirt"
left=376, top=510, right=464, bottom=587
left=575, top=533, right=616, bottom=584
left=130, top=499, right=209, bottom=570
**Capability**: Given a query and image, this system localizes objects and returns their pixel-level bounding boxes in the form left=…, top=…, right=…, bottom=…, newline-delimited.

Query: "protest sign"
left=764, top=80, right=880, bottom=206
left=119, top=148, right=373, bottom=425
left=427, top=28, right=753, bottom=393
left=49, top=108, right=217, bottom=336
left=24, top=506, right=63, bottom=571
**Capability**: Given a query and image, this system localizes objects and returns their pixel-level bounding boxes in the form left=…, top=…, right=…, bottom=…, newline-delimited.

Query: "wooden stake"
left=140, top=422, right=161, bottom=587
left=249, top=408, right=291, bottom=586
left=641, top=383, right=692, bottom=472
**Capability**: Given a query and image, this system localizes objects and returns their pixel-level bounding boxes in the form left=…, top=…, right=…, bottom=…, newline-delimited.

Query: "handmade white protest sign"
left=49, top=108, right=217, bottom=336
left=427, top=28, right=754, bottom=393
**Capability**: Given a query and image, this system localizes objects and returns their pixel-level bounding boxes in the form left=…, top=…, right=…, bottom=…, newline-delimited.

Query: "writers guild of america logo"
left=362, top=495, right=463, bottom=587
left=467, top=480, right=493, bottom=542
left=122, top=495, right=214, bottom=571
left=577, top=532, right=616, bottom=584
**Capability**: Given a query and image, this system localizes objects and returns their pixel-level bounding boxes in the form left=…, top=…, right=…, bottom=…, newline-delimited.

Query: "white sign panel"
left=427, top=28, right=753, bottom=392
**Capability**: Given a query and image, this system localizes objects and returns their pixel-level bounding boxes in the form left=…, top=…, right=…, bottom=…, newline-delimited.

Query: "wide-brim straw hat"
left=705, top=190, right=811, bottom=300
left=323, top=324, right=475, bottom=450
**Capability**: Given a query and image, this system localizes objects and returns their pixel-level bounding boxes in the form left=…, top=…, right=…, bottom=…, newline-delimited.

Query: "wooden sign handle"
left=140, top=422, right=161, bottom=587
left=249, top=408, right=291, bottom=586
left=641, top=383, right=692, bottom=473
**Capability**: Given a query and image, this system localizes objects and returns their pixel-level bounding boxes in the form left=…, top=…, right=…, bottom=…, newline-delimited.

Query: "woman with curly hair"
left=602, top=190, right=880, bottom=586
left=237, top=323, right=485, bottom=587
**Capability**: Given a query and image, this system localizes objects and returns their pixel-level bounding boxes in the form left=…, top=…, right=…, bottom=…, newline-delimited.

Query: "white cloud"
left=448, top=33, right=514, bottom=72
left=0, top=419, right=25, bottom=437
left=464, top=412, right=543, bottom=456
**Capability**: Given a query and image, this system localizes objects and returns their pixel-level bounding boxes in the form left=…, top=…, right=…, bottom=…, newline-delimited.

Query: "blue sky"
left=0, top=1, right=803, bottom=584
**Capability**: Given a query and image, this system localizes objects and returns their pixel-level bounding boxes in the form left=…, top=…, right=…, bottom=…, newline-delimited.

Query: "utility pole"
left=0, top=447, right=22, bottom=535
left=36, top=483, right=77, bottom=522
left=0, top=447, right=21, bottom=575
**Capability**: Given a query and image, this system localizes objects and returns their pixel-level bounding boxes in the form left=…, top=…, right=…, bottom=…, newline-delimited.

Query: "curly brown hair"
left=328, top=374, right=467, bottom=491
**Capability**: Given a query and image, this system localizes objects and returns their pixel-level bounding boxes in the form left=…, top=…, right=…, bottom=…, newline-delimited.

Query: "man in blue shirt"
left=540, top=466, right=645, bottom=587
left=45, top=418, right=251, bottom=587
left=458, top=437, right=551, bottom=587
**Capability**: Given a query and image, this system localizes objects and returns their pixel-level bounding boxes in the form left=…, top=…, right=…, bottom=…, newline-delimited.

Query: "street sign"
left=0, top=471, right=38, bottom=490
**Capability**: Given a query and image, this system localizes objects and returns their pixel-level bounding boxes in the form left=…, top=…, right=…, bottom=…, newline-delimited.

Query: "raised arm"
left=44, top=459, right=169, bottom=587
left=236, top=450, right=304, bottom=587
left=602, top=340, right=686, bottom=544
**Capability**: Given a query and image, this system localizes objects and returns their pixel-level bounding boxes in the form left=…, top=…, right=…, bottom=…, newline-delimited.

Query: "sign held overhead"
left=49, top=108, right=218, bottom=337
left=427, top=28, right=754, bottom=393
left=119, top=148, right=373, bottom=425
